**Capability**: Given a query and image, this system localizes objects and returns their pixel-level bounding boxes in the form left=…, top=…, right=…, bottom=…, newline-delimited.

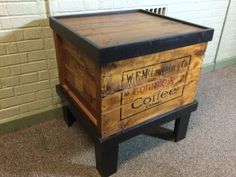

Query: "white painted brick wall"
left=0, top=0, right=234, bottom=123
left=0, top=0, right=60, bottom=122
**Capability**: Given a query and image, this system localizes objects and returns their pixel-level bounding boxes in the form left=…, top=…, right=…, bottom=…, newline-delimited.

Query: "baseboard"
left=0, top=107, right=63, bottom=135
left=215, top=56, right=236, bottom=70
left=201, top=57, right=236, bottom=73
left=202, top=62, right=215, bottom=73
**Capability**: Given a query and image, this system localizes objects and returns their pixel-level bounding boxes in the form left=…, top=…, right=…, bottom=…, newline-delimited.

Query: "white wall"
left=49, top=0, right=229, bottom=65
left=217, top=0, right=236, bottom=61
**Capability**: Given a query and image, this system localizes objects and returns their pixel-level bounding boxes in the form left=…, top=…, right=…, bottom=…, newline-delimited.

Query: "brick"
left=0, top=67, right=11, bottom=78
left=50, top=79, right=59, bottom=88
left=49, top=69, right=58, bottom=79
left=0, top=4, right=7, bottom=16
left=53, top=96, right=61, bottom=105
left=98, top=0, right=114, bottom=9
left=0, top=44, right=6, bottom=55
left=18, top=53, right=28, bottom=63
left=38, top=70, right=49, bottom=80
left=20, top=61, right=47, bottom=73
left=19, top=72, right=38, bottom=84
left=6, top=43, right=18, bottom=54
left=38, top=1, right=47, bottom=15
left=0, top=55, right=18, bottom=67
left=126, top=0, right=142, bottom=7
left=14, top=81, right=50, bottom=95
left=1, top=76, right=19, bottom=87
left=6, top=2, right=38, bottom=16
left=36, top=89, right=52, bottom=99
left=44, top=38, right=55, bottom=49
left=11, top=16, right=41, bottom=28
left=0, top=93, right=35, bottom=109
left=47, top=60, right=57, bottom=69
left=41, top=19, right=50, bottom=27
left=28, top=50, right=46, bottom=61
left=20, top=98, right=52, bottom=113
left=0, top=31, right=15, bottom=43
left=42, top=27, right=53, bottom=38
left=52, top=88, right=58, bottom=96
left=46, top=49, right=56, bottom=59
left=17, top=39, right=44, bottom=52
left=14, top=30, right=24, bottom=41
left=0, top=88, right=14, bottom=99
left=0, top=18, right=13, bottom=29
left=10, top=65, right=21, bottom=75
left=0, top=53, right=27, bottom=67
left=0, top=54, right=16, bottom=67
left=113, top=0, right=127, bottom=8
left=84, top=0, right=99, bottom=10
left=52, top=0, right=84, bottom=12
left=24, top=28, right=43, bottom=40
left=0, top=106, right=19, bottom=119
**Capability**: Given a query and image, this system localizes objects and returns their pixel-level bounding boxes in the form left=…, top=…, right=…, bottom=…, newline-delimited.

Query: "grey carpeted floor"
left=0, top=66, right=236, bottom=177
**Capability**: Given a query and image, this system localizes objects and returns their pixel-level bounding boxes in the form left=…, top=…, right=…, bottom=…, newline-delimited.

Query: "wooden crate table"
left=50, top=10, right=214, bottom=177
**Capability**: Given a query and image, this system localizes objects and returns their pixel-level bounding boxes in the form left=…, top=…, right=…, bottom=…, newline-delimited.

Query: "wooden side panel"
left=54, top=33, right=100, bottom=127
left=101, top=43, right=207, bottom=137
left=53, top=33, right=66, bottom=85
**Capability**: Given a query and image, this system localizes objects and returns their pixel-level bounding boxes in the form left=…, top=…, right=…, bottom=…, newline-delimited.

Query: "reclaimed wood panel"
left=54, top=33, right=207, bottom=137
left=54, top=34, right=101, bottom=126
left=101, top=43, right=207, bottom=137
left=58, top=12, right=202, bottom=47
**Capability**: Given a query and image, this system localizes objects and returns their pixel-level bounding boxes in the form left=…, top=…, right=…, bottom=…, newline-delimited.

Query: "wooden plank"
left=62, top=85, right=97, bottom=126
left=57, top=38, right=101, bottom=128
left=53, top=33, right=66, bottom=85
left=58, top=11, right=202, bottom=47
left=100, top=43, right=207, bottom=137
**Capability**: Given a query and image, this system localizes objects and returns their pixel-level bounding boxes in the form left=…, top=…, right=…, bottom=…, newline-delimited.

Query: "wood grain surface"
left=58, top=12, right=202, bottom=47
left=53, top=33, right=101, bottom=126
left=101, top=43, right=207, bottom=137
left=54, top=32, right=207, bottom=138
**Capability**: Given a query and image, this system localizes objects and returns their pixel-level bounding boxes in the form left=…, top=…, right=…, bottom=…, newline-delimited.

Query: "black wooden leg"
left=95, top=142, right=119, bottom=177
left=174, top=113, right=191, bottom=142
left=63, top=106, right=76, bottom=127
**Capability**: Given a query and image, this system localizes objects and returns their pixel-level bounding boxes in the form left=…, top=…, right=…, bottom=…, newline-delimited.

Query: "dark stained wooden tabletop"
left=57, top=11, right=203, bottom=47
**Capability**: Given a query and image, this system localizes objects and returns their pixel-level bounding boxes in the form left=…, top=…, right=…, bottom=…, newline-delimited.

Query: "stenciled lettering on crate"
left=121, top=56, right=190, bottom=119
left=101, top=43, right=207, bottom=136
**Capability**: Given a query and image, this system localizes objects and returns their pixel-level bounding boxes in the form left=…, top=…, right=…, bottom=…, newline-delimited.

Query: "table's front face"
left=101, top=43, right=207, bottom=137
